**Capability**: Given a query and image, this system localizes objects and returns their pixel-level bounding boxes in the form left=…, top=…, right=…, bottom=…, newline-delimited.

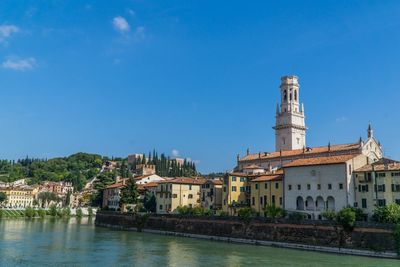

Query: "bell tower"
left=273, top=75, right=307, bottom=151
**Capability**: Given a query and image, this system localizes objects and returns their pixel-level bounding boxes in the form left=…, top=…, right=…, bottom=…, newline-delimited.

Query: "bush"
left=76, top=208, right=83, bottom=218
left=288, top=212, right=306, bottom=222
left=217, top=210, right=229, bottom=217
left=177, top=205, right=191, bottom=215
left=24, top=207, right=36, bottom=218
left=264, top=205, right=286, bottom=219
left=336, top=208, right=356, bottom=231
left=37, top=209, right=46, bottom=218
left=61, top=207, right=71, bottom=217
left=321, top=210, right=337, bottom=221
left=238, top=207, right=255, bottom=223
left=191, top=206, right=205, bottom=216
left=49, top=204, right=58, bottom=217
left=373, top=204, right=400, bottom=224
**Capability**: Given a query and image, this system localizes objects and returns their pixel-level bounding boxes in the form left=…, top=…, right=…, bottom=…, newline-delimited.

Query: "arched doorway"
left=305, top=196, right=314, bottom=211
left=326, top=196, right=335, bottom=211
left=296, top=196, right=304, bottom=210
left=315, top=196, right=324, bottom=211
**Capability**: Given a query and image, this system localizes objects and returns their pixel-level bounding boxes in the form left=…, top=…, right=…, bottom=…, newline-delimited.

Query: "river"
left=0, top=218, right=398, bottom=266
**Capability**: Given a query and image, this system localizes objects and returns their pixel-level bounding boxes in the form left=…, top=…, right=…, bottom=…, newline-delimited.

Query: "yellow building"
left=200, top=179, right=223, bottom=211
left=0, top=185, right=35, bottom=208
left=354, top=158, right=400, bottom=216
left=222, top=173, right=253, bottom=215
left=250, top=171, right=283, bottom=216
left=156, top=177, right=205, bottom=214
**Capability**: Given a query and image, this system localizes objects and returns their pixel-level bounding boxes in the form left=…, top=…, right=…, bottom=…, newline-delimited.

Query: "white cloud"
left=112, top=16, right=130, bottom=33
left=335, top=116, right=348, bottom=123
left=2, top=57, right=36, bottom=71
left=171, top=149, right=180, bottom=158
left=0, top=24, right=19, bottom=43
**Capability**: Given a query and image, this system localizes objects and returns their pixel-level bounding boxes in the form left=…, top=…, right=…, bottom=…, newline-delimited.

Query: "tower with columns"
left=273, top=75, right=307, bottom=151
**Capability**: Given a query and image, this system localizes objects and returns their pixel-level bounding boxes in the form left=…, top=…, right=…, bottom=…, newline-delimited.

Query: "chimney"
left=246, top=148, right=250, bottom=156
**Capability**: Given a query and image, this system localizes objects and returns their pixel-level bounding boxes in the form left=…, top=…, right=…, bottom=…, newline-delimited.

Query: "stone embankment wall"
left=95, top=212, right=397, bottom=256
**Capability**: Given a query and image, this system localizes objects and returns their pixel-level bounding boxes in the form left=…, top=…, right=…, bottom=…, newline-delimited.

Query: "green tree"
left=0, top=192, right=7, bottom=204
left=143, top=192, right=156, bottom=212
left=336, top=208, right=356, bottom=231
left=373, top=204, right=400, bottom=224
left=119, top=177, right=139, bottom=210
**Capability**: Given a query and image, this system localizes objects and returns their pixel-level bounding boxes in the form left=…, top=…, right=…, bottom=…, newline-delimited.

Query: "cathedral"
left=236, top=75, right=383, bottom=171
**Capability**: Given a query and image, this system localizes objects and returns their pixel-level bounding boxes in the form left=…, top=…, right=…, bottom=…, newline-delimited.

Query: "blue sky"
left=0, top=0, right=400, bottom=173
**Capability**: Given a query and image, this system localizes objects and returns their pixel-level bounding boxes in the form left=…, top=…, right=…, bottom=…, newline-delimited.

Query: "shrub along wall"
left=95, top=212, right=396, bottom=252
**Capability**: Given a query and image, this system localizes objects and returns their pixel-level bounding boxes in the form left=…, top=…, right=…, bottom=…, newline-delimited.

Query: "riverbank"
left=0, top=207, right=96, bottom=218
left=95, top=212, right=400, bottom=259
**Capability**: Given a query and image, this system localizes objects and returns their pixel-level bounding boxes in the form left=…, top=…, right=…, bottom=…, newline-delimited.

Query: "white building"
left=283, top=154, right=369, bottom=219
left=134, top=174, right=165, bottom=185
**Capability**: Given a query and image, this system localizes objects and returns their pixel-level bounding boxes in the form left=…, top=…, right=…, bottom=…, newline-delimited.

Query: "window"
left=377, top=199, right=386, bottom=207
left=348, top=164, right=352, bottom=175
left=395, top=199, right=400, bottom=205
left=359, top=185, right=369, bottom=192
left=188, top=194, right=193, bottom=199
left=240, top=177, right=246, bottom=182
left=252, top=197, right=255, bottom=205
left=392, top=184, right=400, bottom=192
left=255, top=184, right=259, bottom=190
left=275, top=183, right=279, bottom=189
left=378, top=173, right=386, bottom=178
left=307, top=184, right=310, bottom=190
left=375, top=184, right=385, bottom=192
left=232, top=176, right=237, bottom=182
left=279, top=197, right=283, bottom=205
left=362, top=199, right=367, bottom=209
left=159, top=205, right=163, bottom=210
left=223, top=187, right=226, bottom=192
left=339, top=183, right=343, bottom=190
left=294, top=90, right=297, bottom=101
left=232, top=186, right=237, bottom=192
left=282, top=137, right=286, bottom=145
left=189, top=185, right=192, bottom=190
left=288, top=184, right=292, bottom=191
left=240, top=187, right=245, bottom=192
left=265, top=183, right=268, bottom=189
left=223, top=200, right=226, bottom=205
left=283, top=90, right=287, bottom=101
left=392, top=172, right=400, bottom=177
left=189, top=204, right=193, bottom=208
left=260, top=197, right=263, bottom=205
left=328, top=184, right=332, bottom=190
left=317, top=184, right=321, bottom=190
left=272, top=195, right=276, bottom=205
left=297, top=184, right=301, bottom=190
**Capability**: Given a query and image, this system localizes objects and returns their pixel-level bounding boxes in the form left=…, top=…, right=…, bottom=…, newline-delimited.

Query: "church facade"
left=223, top=75, right=385, bottom=218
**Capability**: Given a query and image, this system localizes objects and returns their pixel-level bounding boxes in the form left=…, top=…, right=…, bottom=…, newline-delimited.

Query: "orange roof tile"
left=251, top=175, right=283, bottom=182
left=354, top=158, right=400, bottom=172
left=240, top=143, right=361, bottom=162
left=158, top=177, right=205, bottom=185
left=283, top=154, right=360, bottom=168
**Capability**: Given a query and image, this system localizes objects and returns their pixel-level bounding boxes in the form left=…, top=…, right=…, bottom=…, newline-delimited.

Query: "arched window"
left=294, top=90, right=297, bottom=101
left=296, top=196, right=304, bottom=210
left=283, top=90, right=287, bottom=101
left=316, top=196, right=324, bottom=211
left=306, top=196, right=314, bottom=211
left=326, top=196, right=335, bottom=211
left=289, top=89, right=292, bottom=101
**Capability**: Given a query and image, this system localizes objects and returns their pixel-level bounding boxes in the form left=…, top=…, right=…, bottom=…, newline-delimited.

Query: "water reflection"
left=0, top=218, right=399, bottom=267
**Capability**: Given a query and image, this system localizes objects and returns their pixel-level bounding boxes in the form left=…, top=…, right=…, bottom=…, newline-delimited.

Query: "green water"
left=0, top=218, right=398, bottom=267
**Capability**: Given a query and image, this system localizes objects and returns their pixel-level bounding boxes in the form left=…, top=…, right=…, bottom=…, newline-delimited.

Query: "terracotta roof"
left=134, top=174, right=153, bottom=180
left=243, top=164, right=263, bottom=169
left=354, top=158, right=400, bottom=172
left=204, top=179, right=223, bottom=185
left=283, top=154, right=360, bottom=168
left=240, top=142, right=361, bottom=162
left=229, top=169, right=284, bottom=177
left=251, top=175, right=283, bottom=182
left=143, top=182, right=159, bottom=188
left=158, top=177, right=206, bottom=185
left=105, top=183, right=125, bottom=189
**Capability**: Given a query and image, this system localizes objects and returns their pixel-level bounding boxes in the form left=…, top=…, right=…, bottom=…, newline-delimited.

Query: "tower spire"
left=368, top=123, right=373, bottom=139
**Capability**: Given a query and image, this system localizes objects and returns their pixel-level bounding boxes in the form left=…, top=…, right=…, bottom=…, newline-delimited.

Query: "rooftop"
left=283, top=154, right=360, bottom=168
left=158, top=177, right=206, bottom=185
left=354, top=158, right=400, bottom=172
left=240, top=142, right=361, bottom=162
